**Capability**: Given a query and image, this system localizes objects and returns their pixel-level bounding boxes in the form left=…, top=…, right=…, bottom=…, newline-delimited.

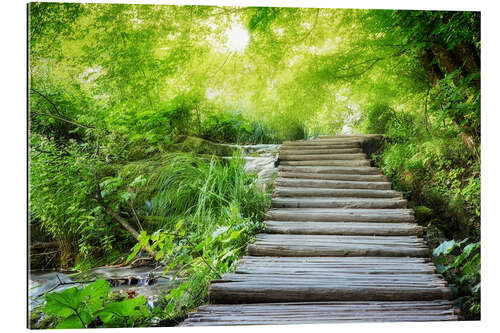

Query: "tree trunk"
left=417, top=49, right=444, bottom=85
left=454, top=41, right=480, bottom=88
left=430, top=43, right=462, bottom=80
left=95, top=185, right=157, bottom=257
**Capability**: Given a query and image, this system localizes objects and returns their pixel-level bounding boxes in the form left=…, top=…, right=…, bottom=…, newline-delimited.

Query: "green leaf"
left=120, top=191, right=132, bottom=202
left=433, top=238, right=468, bottom=256
left=223, top=228, right=245, bottom=243
left=175, top=219, right=185, bottom=233
left=130, top=175, right=147, bottom=187
left=79, top=279, right=110, bottom=313
left=126, top=243, right=141, bottom=263
left=56, top=314, right=86, bottom=329
left=44, top=286, right=81, bottom=317
left=98, top=296, right=146, bottom=324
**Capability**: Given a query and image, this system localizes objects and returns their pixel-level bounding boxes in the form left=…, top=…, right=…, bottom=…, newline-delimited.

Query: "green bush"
left=364, top=103, right=396, bottom=134
left=433, top=239, right=480, bottom=319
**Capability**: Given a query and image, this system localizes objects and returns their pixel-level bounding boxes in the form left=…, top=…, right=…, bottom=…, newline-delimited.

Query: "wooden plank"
left=235, top=257, right=437, bottom=274
left=279, top=153, right=367, bottom=161
left=284, top=139, right=361, bottom=144
left=281, top=143, right=360, bottom=149
left=278, top=165, right=381, bottom=175
left=283, top=140, right=360, bottom=145
left=274, top=187, right=402, bottom=199
left=247, top=234, right=429, bottom=257
left=279, top=148, right=363, bottom=155
left=238, top=256, right=433, bottom=264
left=272, top=197, right=407, bottom=209
left=265, top=221, right=424, bottom=236
left=209, top=282, right=452, bottom=304
left=275, top=178, right=392, bottom=190
left=280, top=159, right=371, bottom=167
left=279, top=171, right=387, bottom=182
left=266, top=208, right=414, bottom=222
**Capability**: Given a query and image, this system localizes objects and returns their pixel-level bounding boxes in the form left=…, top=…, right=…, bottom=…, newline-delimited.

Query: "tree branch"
left=31, top=109, right=95, bottom=130
left=95, top=183, right=156, bottom=257
left=30, top=88, right=63, bottom=116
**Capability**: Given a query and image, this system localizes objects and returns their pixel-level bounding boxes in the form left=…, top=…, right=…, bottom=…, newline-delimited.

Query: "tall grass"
left=128, top=151, right=269, bottom=236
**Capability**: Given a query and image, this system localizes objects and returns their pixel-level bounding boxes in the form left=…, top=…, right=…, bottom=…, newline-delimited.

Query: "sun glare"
left=226, top=24, right=250, bottom=53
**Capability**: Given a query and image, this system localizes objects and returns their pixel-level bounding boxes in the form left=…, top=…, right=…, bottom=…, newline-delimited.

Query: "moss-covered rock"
left=167, top=135, right=235, bottom=156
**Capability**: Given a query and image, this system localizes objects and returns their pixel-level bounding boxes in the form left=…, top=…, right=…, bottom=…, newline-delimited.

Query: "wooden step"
left=318, top=134, right=382, bottom=140
left=266, top=208, right=414, bottom=222
left=279, top=153, right=367, bottom=161
left=278, top=165, right=380, bottom=174
left=284, top=140, right=361, bottom=145
left=265, top=221, right=423, bottom=236
left=281, top=143, right=360, bottom=149
left=246, top=234, right=429, bottom=257
left=180, top=300, right=458, bottom=325
left=279, top=171, right=387, bottom=182
left=279, top=148, right=363, bottom=155
left=280, top=159, right=371, bottom=167
left=283, top=138, right=360, bottom=145
left=235, top=256, right=437, bottom=274
left=272, top=197, right=406, bottom=209
left=275, top=178, right=392, bottom=190
left=209, top=255, right=449, bottom=303
left=274, top=187, right=402, bottom=199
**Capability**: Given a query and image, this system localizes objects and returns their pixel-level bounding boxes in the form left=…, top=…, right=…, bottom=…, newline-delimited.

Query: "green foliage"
left=41, top=279, right=151, bottom=328
left=433, top=240, right=480, bottom=319
left=364, top=103, right=396, bottom=134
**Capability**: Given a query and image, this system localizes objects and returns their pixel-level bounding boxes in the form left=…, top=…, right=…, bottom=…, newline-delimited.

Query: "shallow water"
left=29, top=265, right=172, bottom=311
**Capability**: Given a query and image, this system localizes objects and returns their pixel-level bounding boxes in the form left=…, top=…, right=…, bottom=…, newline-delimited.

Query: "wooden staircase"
left=180, top=135, right=458, bottom=326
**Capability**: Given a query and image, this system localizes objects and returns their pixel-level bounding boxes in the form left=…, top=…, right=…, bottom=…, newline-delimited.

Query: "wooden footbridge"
left=180, top=135, right=458, bottom=326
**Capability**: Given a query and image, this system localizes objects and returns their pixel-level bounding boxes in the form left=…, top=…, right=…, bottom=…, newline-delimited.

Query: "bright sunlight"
left=226, top=24, right=250, bottom=52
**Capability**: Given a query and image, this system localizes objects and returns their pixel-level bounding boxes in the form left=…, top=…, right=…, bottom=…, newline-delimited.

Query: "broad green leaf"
left=56, top=314, right=86, bottom=329
left=79, top=279, right=110, bottom=313
left=44, top=286, right=81, bottom=317
left=98, top=296, right=146, bottom=324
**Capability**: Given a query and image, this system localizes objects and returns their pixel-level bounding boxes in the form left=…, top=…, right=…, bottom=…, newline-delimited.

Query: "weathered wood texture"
left=265, top=208, right=415, bottom=222
left=246, top=234, right=429, bottom=257
left=180, top=300, right=458, bottom=326
left=280, top=147, right=363, bottom=155
left=279, top=171, right=387, bottom=181
left=272, top=197, right=407, bottom=209
left=265, top=221, right=424, bottom=236
left=279, top=165, right=381, bottom=174
left=275, top=178, right=392, bottom=190
left=280, top=159, right=371, bottom=167
left=180, top=136, right=456, bottom=326
left=274, top=187, right=402, bottom=198
left=280, top=153, right=366, bottom=160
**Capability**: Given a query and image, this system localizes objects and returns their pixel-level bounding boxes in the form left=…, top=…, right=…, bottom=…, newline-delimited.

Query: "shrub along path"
left=180, top=135, right=458, bottom=325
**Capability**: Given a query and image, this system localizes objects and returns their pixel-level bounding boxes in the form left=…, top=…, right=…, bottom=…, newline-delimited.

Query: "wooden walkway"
left=180, top=135, right=458, bottom=326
